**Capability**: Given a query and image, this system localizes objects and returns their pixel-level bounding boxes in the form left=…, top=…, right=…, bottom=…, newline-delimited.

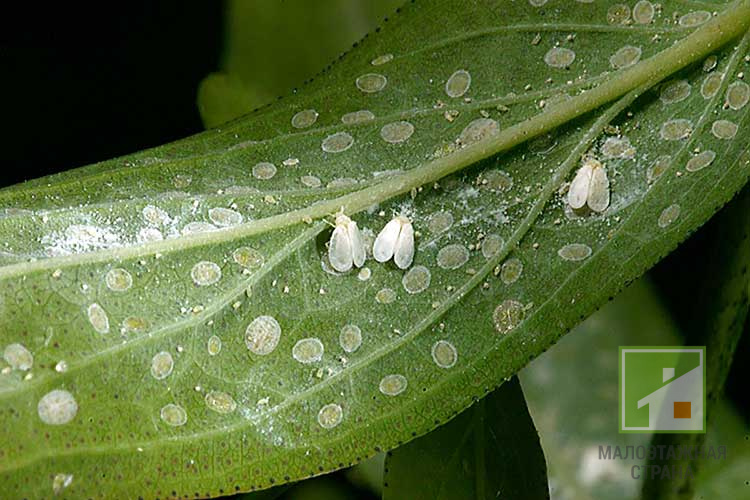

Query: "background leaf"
left=383, top=376, right=548, bottom=500
left=198, top=0, right=405, bottom=127
left=642, top=185, right=750, bottom=500
left=520, top=277, right=750, bottom=500
left=1, top=1, right=750, bottom=498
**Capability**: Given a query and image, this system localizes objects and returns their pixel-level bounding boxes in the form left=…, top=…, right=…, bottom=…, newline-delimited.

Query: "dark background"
left=0, top=2, right=223, bottom=186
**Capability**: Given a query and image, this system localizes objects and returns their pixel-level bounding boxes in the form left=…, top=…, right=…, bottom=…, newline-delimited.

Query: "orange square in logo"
left=674, top=401, right=691, bottom=419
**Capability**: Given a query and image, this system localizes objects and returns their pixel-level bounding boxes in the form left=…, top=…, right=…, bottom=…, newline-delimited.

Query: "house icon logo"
left=619, top=347, right=705, bottom=433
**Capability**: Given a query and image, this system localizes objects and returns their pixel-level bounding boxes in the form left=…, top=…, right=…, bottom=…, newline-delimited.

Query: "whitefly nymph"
left=328, top=212, right=366, bottom=273
left=568, top=157, right=610, bottom=213
left=373, top=215, right=415, bottom=269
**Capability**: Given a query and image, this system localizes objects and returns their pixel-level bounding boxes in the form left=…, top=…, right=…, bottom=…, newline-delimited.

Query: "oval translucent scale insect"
left=328, top=213, right=365, bottom=273
left=373, top=215, right=415, bottom=269
left=568, top=158, right=610, bottom=213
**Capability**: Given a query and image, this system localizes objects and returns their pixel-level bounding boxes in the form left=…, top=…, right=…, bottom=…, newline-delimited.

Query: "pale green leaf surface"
left=383, top=376, right=548, bottom=500
left=1, top=1, right=750, bottom=498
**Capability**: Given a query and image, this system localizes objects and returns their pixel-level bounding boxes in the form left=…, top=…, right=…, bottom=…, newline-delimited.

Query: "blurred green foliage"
left=520, top=277, right=749, bottom=500
left=198, top=0, right=405, bottom=127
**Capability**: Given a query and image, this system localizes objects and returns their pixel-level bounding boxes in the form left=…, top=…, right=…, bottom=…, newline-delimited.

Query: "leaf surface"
left=1, top=1, right=750, bottom=498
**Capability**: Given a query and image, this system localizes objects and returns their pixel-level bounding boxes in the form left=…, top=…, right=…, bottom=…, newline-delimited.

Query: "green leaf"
left=642, top=185, right=750, bottom=500
left=520, top=276, right=749, bottom=500
left=383, top=376, right=548, bottom=500
left=345, top=453, right=385, bottom=497
left=521, top=279, right=672, bottom=500
left=1, top=1, right=750, bottom=498
left=277, top=475, right=355, bottom=500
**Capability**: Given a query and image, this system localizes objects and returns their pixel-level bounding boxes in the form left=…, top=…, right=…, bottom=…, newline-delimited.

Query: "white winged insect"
left=373, top=215, right=415, bottom=269
left=567, top=157, right=610, bottom=213
left=328, top=212, right=366, bottom=273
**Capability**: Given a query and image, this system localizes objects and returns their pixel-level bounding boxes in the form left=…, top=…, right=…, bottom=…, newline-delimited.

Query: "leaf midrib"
left=0, top=19, right=704, bottom=208
left=1, top=70, right=616, bottom=206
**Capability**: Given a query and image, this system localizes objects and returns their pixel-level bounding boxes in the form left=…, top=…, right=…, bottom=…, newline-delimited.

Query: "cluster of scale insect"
left=328, top=212, right=414, bottom=272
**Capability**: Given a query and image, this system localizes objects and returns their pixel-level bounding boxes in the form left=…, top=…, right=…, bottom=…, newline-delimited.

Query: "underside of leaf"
left=1, top=1, right=750, bottom=498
